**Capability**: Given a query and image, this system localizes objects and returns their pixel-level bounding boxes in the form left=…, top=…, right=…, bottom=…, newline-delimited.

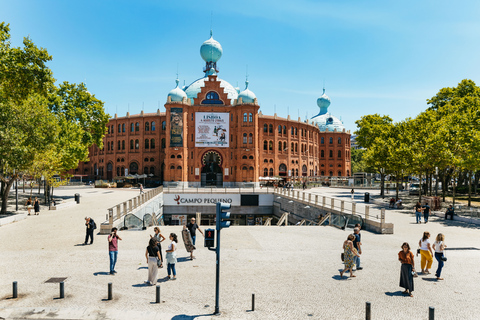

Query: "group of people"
left=389, top=198, right=403, bottom=209
left=398, top=232, right=447, bottom=297
left=339, top=224, right=362, bottom=278
left=414, top=202, right=431, bottom=223
left=25, top=197, right=40, bottom=215
left=145, top=227, right=178, bottom=284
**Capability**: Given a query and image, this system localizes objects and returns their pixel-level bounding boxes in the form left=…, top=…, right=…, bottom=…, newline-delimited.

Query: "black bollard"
left=252, top=294, right=255, bottom=311
left=156, top=285, right=160, bottom=303
left=13, top=281, right=18, bottom=299
left=366, top=301, right=371, bottom=320
left=108, top=282, right=112, bottom=300
left=59, top=282, right=64, bottom=299
left=429, top=307, right=434, bottom=320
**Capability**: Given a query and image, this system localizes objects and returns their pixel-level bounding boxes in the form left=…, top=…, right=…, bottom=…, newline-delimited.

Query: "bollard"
left=156, top=285, right=160, bottom=303
left=365, top=301, right=371, bottom=320
left=13, top=281, right=18, bottom=299
left=59, top=282, right=64, bottom=299
left=252, top=293, right=255, bottom=311
left=108, top=282, right=112, bottom=300
left=429, top=307, right=434, bottom=320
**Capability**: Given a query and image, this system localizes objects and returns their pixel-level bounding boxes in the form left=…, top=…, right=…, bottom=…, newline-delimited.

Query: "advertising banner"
left=170, top=108, right=183, bottom=147
left=195, top=112, right=229, bottom=147
left=164, top=194, right=240, bottom=206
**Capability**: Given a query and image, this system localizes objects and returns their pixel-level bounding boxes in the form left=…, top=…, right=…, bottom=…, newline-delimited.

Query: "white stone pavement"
left=0, top=186, right=479, bottom=319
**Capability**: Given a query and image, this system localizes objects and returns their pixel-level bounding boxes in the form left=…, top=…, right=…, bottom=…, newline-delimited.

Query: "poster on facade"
left=195, top=112, right=229, bottom=147
left=170, top=108, right=183, bottom=147
left=171, top=215, right=187, bottom=226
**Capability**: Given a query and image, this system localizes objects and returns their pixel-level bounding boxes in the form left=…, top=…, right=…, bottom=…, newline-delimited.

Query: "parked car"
left=409, top=183, right=421, bottom=195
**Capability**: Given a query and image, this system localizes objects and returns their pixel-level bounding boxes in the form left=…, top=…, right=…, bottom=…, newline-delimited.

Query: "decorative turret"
left=200, top=30, right=223, bottom=74
left=237, top=79, right=257, bottom=104
left=316, top=88, right=331, bottom=115
left=167, top=78, right=187, bottom=102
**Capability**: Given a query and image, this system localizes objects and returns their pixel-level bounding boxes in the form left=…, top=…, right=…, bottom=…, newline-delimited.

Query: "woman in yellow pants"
left=418, top=232, right=433, bottom=274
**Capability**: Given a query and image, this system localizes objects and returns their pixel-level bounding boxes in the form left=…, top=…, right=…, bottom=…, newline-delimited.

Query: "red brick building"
left=74, top=34, right=351, bottom=186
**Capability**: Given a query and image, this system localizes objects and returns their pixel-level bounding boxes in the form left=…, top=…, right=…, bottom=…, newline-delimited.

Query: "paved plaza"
left=1, top=186, right=480, bottom=319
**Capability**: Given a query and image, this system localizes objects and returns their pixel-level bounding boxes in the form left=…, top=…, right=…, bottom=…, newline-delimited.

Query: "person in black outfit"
left=34, top=197, right=40, bottom=215
left=445, top=205, right=455, bottom=220
left=84, top=217, right=95, bottom=245
left=422, top=202, right=431, bottom=223
left=186, top=218, right=204, bottom=260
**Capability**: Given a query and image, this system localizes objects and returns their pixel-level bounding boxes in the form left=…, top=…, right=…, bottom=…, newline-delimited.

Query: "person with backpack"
left=84, top=217, right=96, bottom=245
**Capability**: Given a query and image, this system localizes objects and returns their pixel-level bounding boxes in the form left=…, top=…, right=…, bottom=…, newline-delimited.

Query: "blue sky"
left=3, top=0, right=480, bottom=132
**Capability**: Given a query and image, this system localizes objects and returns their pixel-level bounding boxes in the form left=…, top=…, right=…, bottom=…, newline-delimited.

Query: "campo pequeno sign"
left=164, top=194, right=240, bottom=206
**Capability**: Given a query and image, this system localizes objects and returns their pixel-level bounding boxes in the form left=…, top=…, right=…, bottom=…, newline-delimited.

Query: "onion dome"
left=167, top=78, right=187, bottom=102
left=238, top=80, right=256, bottom=104
left=316, top=88, right=331, bottom=115
left=200, top=30, right=223, bottom=63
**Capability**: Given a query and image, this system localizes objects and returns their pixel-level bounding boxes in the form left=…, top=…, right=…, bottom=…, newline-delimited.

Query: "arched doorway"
left=201, top=151, right=223, bottom=187
left=107, top=162, right=113, bottom=181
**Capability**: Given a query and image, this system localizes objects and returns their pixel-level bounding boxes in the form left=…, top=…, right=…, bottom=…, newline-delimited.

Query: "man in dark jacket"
left=84, top=217, right=95, bottom=245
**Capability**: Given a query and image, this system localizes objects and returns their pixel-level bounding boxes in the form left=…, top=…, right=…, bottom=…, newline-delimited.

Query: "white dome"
left=200, top=32, right=223, bottom=63
left=184, top=77, right=238, bottom=105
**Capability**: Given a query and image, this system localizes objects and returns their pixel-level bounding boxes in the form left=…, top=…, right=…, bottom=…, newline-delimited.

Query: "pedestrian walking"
left=150, top=227, right=165, bottom=268
left=186, top=218, right=204, bottom=260
left=340, top=234, right=360, bottom=278
left=353, top=227, right=363, bottom=270
left=26, top=197, right=32, bottom=215
left=165, top=233, right=178, bottom=280
left=445, top=205, right=454, bottom=220
left=84, top=217, right=95, bottom=245
left=139, top=184, right=144, bottom=194
left=418, top=231, right=433, bottom=274
left=145, top=238, right=162, bottom=285
left=108, top=227, right=122, bottom=275
left=422, top=202, right=431, bottom=223
left=414, top=202, right=423, bottom=224
left=34, top=197, right=40, bottom=215
left=398, top=242, right=415, bottom=297
left=350, top=188, right=354, bottom=200
left=432, top=233, right=447, bottom=280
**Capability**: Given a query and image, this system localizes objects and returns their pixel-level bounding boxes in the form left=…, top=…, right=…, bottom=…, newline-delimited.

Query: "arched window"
left=295, top=169, right=299, bottom=176
left=278, top=125, right=282, bottom=134
left=117, top=167, right=120, bottom=176
left=264, top=159, right=268, bottom=163
left=144, top=167, right=148, bottom=174
left=161, top=121, right=166, bottom=131
left=118, top=141, right=121, bottom=150
left=338, top=137, right=341, bottom=144
left=338, top=171, right=342, bottom=176
left=321, top=137, right=324, bottom=144
left=129, top=162, right=138, bottom=174
left=329, top=150, right=333, bottom=158
left=243, top=113, right=248, bottom=122
left=150, top=158, right=154, bottom=162
left=177, top=166, right=182, bottom=170
left=283, top=125, right=286, bottom=134
left=122, top=124, right=125, bottom=132
left=295, top=127, right=297, bottom=135
left=263, top=140, right=268, bottom=150
left=135, top=139, right=139, bottom=149
left=243, top=133, right=247, bottom=144
left=249, top=133, right=253, bottom=144
left=111, top=125, right=114, bottom=133
left=269, top=141, right=273, bottom=151
left=338, top=150, right=341, bottom=158
left=249, top=155, right=254, bottom=159
left=263, top=168, right=268, bottom=176
left=263, top=124, right=268, bottom=132
left=145, top=122, right=150, bottom=131
left=321, top=150, right=324, bottom=158
left=329, top=137, right=333, bottom=144
left=177, top=155, right=182, bottom=158
left=131, top=123, right=134, bottom=132
left=145, top=139, right=149, bottom=149
left=202, top=91, right=223, bottom=104
left=249, top=113, right=253, bottom=122
left=278, top=141, right=282, bottom=151
left=283, top=141, right=287, bottom=151
left=291, top=142, right=294, bottom=152
left=171, top=155, right=175, bottom=158
left=161, top=138, right=165, bottom=149
left=295, top=143, right=298, bottom=153
left=135, top=122, right=139, bottom=132
left=151, top=121, right=155, bottom=131
left=145, top=158, right=149, bottom=162
left=122, top=140, right=125, bottom=150
left=302, top=165, right=307, bottom=176
left=291, top=127, right=294, bottom=135
left=150, top=167, right=155, bottom=175
left=321, top=171, right=325, bottom=176
left=269, top=168, right=274, bottom=176
left=118, top=124, right=121, bottom=133
left=269, top=124, right=273, bottom=133
left=107, top=142, right=110, bottom=151
left=170, top=165, right=175, bottom=169
left=150, top=139, right=155, bottom=149
left=329, top=171, right=333, bottom=177
left=242, top=155, right=247, bottom=159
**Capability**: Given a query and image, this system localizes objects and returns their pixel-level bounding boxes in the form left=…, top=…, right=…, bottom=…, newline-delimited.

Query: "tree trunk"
left=418, top=173, right=422, bottom=203
left=0, top=178, right=15, bottom=215
left=468, top=172, right=472, bottom=207
left=395, top=172, right=399, bottom=200
left=452, top=172, right=456, bottom=206
left=442, top=171, right=446, bottom=202
left=380, top=173, right=385, bottom=198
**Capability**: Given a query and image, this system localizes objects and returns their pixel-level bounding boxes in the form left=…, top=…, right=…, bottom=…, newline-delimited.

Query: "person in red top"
left=108, top=228, right=122, bottom=275
left=398, top=242, right=415, bottom=297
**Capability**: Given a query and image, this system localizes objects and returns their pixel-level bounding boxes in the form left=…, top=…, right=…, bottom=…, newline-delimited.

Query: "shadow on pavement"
left=93, top=272, right=111, bottom=276
left=74, top=243, right=87, bottom=246
left=385, top=291, right=408, bottom=297
left=421, top=278, right=439, bottom=282
left=171, top=314, right=215, bottom=320
left=177, top=257, right=191, bottom=263
left=137, top=267, right=148, bottom=270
